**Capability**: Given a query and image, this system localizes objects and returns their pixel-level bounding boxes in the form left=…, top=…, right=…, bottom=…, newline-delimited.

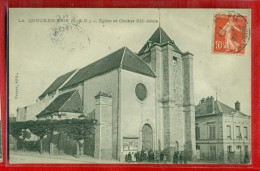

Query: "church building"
left=17, top=27, right=196, bottom=161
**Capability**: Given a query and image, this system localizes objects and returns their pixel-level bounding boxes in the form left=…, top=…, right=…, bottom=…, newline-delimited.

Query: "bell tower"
left=138, top=27, right=196, bottom=160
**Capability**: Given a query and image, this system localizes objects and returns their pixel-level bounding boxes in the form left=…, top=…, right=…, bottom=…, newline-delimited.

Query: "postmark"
left=213, top=11, right=250, bottom=54
left=49, top=13, right=90, bottom=52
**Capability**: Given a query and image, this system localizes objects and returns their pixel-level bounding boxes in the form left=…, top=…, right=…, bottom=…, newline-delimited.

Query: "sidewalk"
left=9, top=151, right=121, bottom=164
left=9, top=151, right=221, bottom=164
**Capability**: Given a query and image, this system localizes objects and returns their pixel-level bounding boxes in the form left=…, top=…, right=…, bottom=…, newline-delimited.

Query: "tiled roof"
left=195, top=99, right=249, bottom=117
left=61, top=47, right=156, bottom=89
left=39, top=70, right=76, bottom=99
left=138, top=27, right=182, bottom=55
left=38, top=28, right=175, bottom=96
left=36, top=90, right=83, bottom=118
left=218, top=101, right=248, bottom=117
left=149, top=27, right=172, bottom=44
left=122, top=47, right=156, bottom=77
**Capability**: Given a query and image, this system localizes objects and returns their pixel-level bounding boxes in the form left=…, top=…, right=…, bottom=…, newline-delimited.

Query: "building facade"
left=195, top=97, right=251, bottom=163
left=16, top=27, right=196, bottom=161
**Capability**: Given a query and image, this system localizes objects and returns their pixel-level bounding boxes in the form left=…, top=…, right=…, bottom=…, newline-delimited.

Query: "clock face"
left=135, top=83, right=148, bottom=101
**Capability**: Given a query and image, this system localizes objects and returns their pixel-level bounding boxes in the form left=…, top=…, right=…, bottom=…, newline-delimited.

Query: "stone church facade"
left=17, top=27, right=196, bottom=161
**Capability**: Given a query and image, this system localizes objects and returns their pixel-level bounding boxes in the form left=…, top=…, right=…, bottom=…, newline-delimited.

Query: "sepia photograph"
left=8, top=8, right=251, bottom=164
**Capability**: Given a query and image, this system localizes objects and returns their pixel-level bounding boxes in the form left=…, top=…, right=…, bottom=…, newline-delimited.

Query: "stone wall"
left=16, top=92, right=56, bottom=121
left=94, top=95, right=113, bottom=160
left=83, top=69, right=119, bottom=159
left=150, top=46, right=164, bottom=150
left=182, top=52, right=196, bottom=160
left=149, top=43, right=189, bottom=160
left=120, top=69, right=156, bottom=160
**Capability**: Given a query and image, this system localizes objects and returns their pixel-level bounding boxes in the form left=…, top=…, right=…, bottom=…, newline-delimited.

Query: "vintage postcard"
left=8, top=8, right=251, bottom=164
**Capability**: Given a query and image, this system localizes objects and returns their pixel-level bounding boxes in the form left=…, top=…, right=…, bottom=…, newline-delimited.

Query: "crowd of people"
left=125, top=150, right=187, bottom=164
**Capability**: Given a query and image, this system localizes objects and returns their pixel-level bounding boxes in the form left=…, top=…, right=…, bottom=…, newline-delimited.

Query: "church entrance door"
left=142, top=124, right=153, bottom=151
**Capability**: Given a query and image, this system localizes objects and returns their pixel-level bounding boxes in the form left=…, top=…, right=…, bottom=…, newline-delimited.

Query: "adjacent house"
left=195, top=96, right=251, bottom=163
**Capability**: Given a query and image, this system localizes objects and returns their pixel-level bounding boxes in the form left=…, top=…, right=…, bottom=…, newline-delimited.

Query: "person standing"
left=151, top=151, right=154, bottom=162
left=148, top=150, right=151, bottom=162
left=160, top=151, right=164, bottom=161
left=141, top=150, right=144, bottom=162
left=156, top=151, right=160, bottom=163
left=135, top=151, right=139, bottom=162
left=163, top=153, right=167, bottom=164
left=125, top=154, right=128, bottom=163
left=173, top=152, right=178, bottom=164
left=183, top=151, right=187, bottom=164
left=128, top=152, right=132, bottom=163
left=179, top=153, right=183, bottom=164
left=132, top=152, right=136, bottom=162
left=144, top=150, right=148, bottom=161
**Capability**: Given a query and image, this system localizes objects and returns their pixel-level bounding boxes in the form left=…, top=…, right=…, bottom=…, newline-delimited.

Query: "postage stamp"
left=213, top=11, right=249, bottom=54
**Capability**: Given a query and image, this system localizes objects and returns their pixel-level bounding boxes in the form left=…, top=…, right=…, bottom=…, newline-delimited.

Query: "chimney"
left=206, top=96, right=214, bottom=103
left=206, top=96, right=215, bottom=113
left=235, top=101, right=240, bottom=111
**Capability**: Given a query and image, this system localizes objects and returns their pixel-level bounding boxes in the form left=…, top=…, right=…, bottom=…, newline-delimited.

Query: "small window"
left=245, top=145, right=249, bottom=153
left=196, top=145, right=200, bottom=150
left=244, top=127, right=248, bottom=139
left=196, top=126, right=200, bottom=140
left=173, top=58, right=177, bottom=73
left=227, top=125, right=231, bottom=139
left=209, top=126, right=216, bottom=139
left=235, top=126, right=241, bottom=139
left=227, top=146, right=232, bottom=152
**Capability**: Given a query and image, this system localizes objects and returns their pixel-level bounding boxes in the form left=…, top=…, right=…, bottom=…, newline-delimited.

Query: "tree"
left=9, top=122, right=25, bottom=151
left=27, top=120, right=51, bottom=154
left=9, top=118, right=97, bottom=156
left=21, top=128, right=31, bottom=151
left=62, top=118, right=97, bottom=157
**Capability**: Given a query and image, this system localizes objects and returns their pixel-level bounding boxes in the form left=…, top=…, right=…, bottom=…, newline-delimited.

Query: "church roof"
left=36, top=90, right=83, bottom=118
left=38, top=69, right=76, bottom=99
left=61, top=47, right=156, bottom=89
left=138, top=27, right=182, bottom=55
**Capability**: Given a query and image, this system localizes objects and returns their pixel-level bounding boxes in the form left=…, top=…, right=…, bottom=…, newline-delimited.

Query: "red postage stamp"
left=213, top=12, right=249, bottom=54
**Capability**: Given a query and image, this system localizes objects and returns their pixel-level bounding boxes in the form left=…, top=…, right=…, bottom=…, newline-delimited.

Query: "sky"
left=9, top=8, right=251, bottom=116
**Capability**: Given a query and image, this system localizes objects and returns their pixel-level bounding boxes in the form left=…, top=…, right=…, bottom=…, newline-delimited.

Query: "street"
left=9, top=151, right=120, bottom=164
left=9, top=151, right=219, bottom=164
